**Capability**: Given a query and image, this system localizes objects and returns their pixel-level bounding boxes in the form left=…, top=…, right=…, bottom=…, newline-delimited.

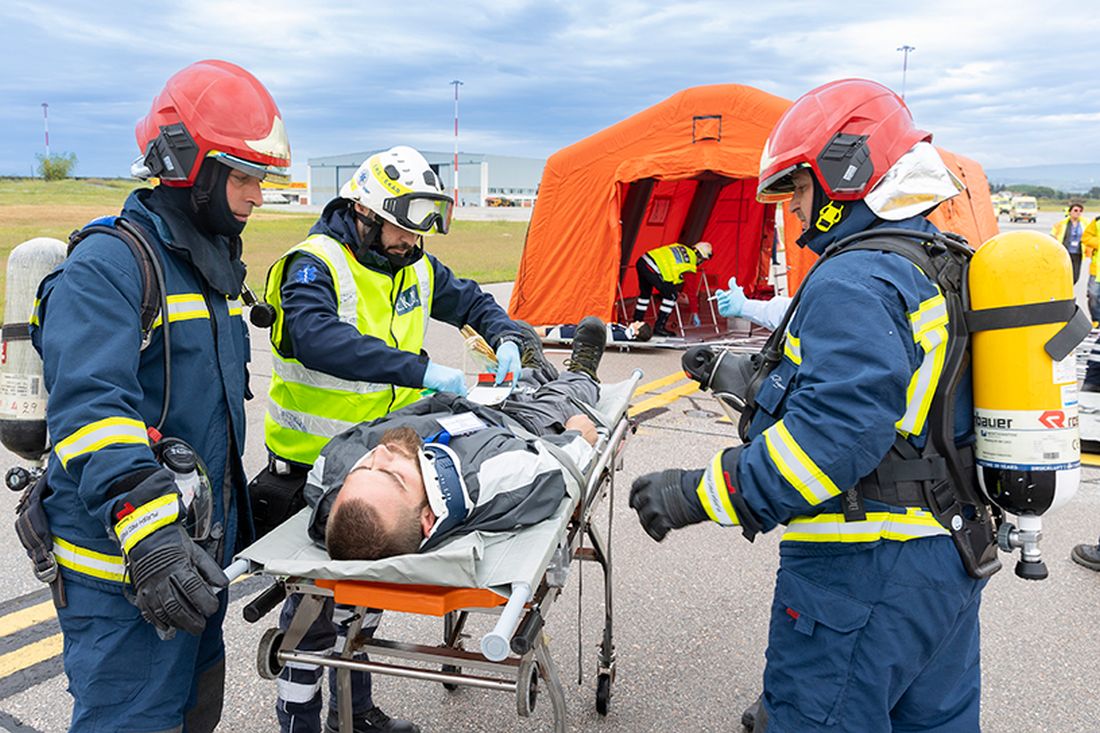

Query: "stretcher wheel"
left=516, top=660, right=539, bottom=717
left=596, top=673, right=611, bottom=716
left=257, top=627, right=285, bottom=680
left=441, top=664, right=461, bottom=691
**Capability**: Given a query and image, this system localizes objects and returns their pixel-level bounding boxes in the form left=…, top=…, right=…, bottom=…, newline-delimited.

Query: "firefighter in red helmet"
left=631, top=79, right=993, bottom=732
left=29, top=60, right=289, bottom=732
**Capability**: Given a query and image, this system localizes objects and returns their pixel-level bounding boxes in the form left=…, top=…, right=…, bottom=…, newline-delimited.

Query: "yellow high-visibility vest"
left=263, top=234, right=434, bottom=464
left=644, top=243, right=699, bottom=285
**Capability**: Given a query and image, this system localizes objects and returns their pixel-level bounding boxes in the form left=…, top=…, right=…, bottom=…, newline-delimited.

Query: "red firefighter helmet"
left=133, top=59, right=291, bottom=186
left=757, top=78, right=930, bottom=203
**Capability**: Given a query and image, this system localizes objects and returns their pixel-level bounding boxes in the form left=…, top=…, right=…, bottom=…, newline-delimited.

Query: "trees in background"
left=36, top=152, right=77, bottom=180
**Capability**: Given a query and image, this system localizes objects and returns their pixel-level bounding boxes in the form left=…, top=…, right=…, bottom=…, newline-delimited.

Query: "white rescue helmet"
left=340, top=146, right=454, bottom=235
left=694, top=241, right=713, bottom=260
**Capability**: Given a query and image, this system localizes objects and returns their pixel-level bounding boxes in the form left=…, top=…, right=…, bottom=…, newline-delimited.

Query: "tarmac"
left=1, top=210, right=1098, bottom=732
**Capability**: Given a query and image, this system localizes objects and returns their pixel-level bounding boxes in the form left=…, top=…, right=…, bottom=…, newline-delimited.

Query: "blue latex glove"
left=424, top=361, right=468, bottom=396
left=690, top=312, right=702, bottom=328
left=715, top=276, right=747, bottom=318
left=494, top=340, right=522, bottom=385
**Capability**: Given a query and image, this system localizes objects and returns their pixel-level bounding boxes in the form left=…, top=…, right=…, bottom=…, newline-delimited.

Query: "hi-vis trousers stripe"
left=763, top=419, right=840, bottom=505
left=54, top=416, right=148, bottom=469
left=52, top=536, right=127, bottom=583
left=782, top=508, right=949, bottom=543
left=151, top=293, right=210, bottom=328
left=271, top=354, right=389, bottom=395
left=897, top=293, right=949, bottom=437
left=267, top=403, right=358, bottom=441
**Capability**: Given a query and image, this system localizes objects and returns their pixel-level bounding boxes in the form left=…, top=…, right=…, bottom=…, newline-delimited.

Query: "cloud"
left=1, top=0, right=1097, bottom=177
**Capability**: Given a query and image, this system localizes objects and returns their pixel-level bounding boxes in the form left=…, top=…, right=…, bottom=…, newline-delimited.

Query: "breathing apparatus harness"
left=743, top=229, right=990, bottom=577
left=719, top=227, right=1090, bottom=579
left=12, top=218, right=231, bottom=606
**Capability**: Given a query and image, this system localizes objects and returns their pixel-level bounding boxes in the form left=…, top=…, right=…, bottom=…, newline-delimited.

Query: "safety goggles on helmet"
left=207, top=150, right=291, bottom=185
left=382, top=192, right=454, bottom=235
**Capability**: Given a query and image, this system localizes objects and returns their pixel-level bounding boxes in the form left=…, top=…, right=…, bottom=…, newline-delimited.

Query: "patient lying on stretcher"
left=304, top=316, right=610, bottom=561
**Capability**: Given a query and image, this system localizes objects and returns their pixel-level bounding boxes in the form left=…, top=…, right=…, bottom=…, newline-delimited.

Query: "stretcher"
left=228, top=369, right=643, bottom=733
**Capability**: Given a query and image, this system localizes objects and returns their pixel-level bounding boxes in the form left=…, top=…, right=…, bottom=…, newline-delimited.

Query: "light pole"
left=450, top=80, right=463, bottom=206
left=896, top=45, right=915, bottom=100
left=41, top=102, right=50, bottom=158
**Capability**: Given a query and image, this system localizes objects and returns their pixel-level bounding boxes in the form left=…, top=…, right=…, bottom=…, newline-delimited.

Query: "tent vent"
left=692, top=115, right=722, bottom=143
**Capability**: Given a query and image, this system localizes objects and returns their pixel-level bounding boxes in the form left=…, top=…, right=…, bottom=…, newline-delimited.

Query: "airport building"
left=306, top=150, right=545, bottom=207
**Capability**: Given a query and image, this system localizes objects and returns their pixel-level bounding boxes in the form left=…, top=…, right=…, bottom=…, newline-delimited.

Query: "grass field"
left=0, top=178, right=528, bottom=306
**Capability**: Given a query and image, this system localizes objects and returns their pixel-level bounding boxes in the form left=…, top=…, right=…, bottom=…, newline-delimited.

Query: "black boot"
left=512, top=320, right=559, bottom=381
left=1071, top=543, right=1100, bottom=571
left=653, top=309, right=676, bottom=338
left=741, top=694, right=767, bottom=731
left=325, top=706, right=420, bottom=733
left=564, top=316, right=606, bottom=382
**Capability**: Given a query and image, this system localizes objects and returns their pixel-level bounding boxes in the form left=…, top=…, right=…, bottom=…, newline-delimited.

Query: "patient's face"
left=338, top=439, right=431, bottom=540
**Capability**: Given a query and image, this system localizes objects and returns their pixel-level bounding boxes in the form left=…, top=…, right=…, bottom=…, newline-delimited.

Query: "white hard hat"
left=694, top=241, right=713, bottom=260
left=340, top=146, right=454, bottom=235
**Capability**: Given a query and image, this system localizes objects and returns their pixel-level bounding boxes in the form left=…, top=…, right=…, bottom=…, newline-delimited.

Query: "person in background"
left=540, top=320, right=653, bottom=343
left=1051, top=200, right=1086, bottom=283
left=632, top=241, right=712, bottom=337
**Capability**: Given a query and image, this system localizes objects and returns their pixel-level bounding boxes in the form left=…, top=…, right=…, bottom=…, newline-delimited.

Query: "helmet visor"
left=383, top=192, right=455, bottom=235
left=207, top=151, right=291, bottom=185
left=756, top=164, right=799, bottom=203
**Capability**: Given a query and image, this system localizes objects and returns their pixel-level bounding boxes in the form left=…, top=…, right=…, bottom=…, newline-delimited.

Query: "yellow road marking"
left=629, top=381, right=699, bottom=417
left=1082, top=453, right=1100, bottom=467
left=0, top=601, right=55, bottom=639
left=0, top=634, right=62, bottom=677
left=634, top=371, right=687, bottom=397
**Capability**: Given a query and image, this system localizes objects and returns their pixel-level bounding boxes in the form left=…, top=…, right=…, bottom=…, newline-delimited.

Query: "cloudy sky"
left=1, top=0, right=1097, bottom=179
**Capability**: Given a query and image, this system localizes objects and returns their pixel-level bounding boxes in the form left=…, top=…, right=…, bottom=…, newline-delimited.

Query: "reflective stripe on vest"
left=52, top=536, right=127, bottom=583
left=781, top=508, right=948, bottom=543
left=644, top=244, right=698, bottom=285
left=263, top=234, right=434, bottom=464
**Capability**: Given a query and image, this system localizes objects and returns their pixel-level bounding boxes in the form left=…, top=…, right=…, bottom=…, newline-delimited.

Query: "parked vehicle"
left=1010, top=196, right=1038, bottom=223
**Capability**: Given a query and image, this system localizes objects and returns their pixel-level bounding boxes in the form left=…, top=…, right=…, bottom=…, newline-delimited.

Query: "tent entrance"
left=617, top=174, right=775, bottom=311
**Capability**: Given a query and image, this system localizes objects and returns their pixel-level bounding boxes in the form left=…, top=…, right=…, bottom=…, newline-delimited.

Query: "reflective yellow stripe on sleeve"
left=897, top=292, right=949, bottom=437
left=696, top=451, right=740, bottom=526
left=228, top=298, right=242, bottom=317
left=52, top=536, right=127, bottom=583
left=783, top=333, right=802, bottom=365
left=54, top=417, right=149, bottom=469
left=763, top=419, right=840, bottom=505
left=114, top=494, right=180, bottom=554
left=151, top=294, right=211, bottom=328
left=782, top=508, right=948, bottom=543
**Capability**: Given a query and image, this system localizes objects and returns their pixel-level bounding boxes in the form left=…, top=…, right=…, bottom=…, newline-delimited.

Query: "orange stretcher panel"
left=315, top=579, right=508, bottom=616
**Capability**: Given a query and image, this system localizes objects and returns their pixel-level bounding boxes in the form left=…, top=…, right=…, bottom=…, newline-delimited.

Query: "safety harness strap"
left=965, top=298, right=1091, bottom=361
left=13, top=472, right=66, bottom=607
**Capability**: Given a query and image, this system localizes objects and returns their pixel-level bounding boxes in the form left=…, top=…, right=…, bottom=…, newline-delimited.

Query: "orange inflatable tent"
left=509, top=84, right=795, bottom=325
left=509, top=84, right=999, bottom=323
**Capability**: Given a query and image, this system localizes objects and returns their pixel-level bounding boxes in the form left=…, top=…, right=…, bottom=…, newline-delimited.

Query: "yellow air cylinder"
left=970, top=230, right=1079, bottom=521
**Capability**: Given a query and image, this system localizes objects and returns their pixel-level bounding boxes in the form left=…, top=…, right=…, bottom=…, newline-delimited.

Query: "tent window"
left=693, top=115, right=722, bottom=143
left=647, top=197, right=672, bottom=226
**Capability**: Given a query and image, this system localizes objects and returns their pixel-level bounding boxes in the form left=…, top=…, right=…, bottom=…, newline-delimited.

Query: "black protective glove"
left=127, top=523, right=228, bottom=636
left=629, top=468, right=708, bottom=542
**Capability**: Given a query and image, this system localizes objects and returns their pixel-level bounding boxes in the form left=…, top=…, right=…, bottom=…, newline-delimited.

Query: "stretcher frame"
left=236, top=370, right=643, bottom=733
